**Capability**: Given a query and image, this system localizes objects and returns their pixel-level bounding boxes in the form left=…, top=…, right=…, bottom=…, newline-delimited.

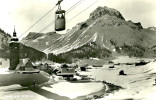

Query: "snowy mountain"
left=0, top=29, right=46, bottom=61
left=0, top=29, right=11, bottom=58
left=21, top=6, right=156, bottom=60
left=147, top=27, right=156, bottom=32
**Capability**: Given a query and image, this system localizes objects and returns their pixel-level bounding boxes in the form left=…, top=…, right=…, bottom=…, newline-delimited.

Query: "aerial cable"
left=23, top=0, right=85, bottom=45
left=5, top=0, right=98, bottom=64
left=67, top=0, right=99, bottom=23
left=40, top=0, right=100, bottom=53
left=66, top=0, right=83, bottom=12
left=31, top=0, right=83, bottom=34
left=40, top=0, right=99, bottom=33
left=39, top=21, right=55, bottom=33
left=19, top=5, right=57, bottom=39
left=39, top=0, right=84, bottom=33
left=23, top=0, right=84, bottom=45
left=40, top=0, right=99, bottom=52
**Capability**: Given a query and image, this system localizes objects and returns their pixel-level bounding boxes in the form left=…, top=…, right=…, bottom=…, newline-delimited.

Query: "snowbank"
left=42, top=82, right=104, bottom=99
left=0, top=59, right=9, bottom=68
left=0, top=68, right=10, bottom=74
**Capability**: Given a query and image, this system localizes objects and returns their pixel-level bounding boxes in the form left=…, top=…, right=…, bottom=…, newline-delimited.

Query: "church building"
left=9, top=27, right=20, bottom=70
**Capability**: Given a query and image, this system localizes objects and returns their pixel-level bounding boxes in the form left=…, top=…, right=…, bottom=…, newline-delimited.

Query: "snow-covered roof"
left=16, top=58, right=35, bottom=71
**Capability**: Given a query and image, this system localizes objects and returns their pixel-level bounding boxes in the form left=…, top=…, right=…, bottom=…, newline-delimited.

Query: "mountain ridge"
left=21, top=6, right=156, bottom=62
left=0, top=29, right=47, bottom=61
left=89, top=6, right=125, bottom=20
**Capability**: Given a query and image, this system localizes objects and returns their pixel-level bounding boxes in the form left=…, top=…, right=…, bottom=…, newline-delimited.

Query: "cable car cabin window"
left=60, top=14, right=65, bottom=19
left=56, top=15, right=61, bottom=19
left=55, top=10, right=66, bottom=31
left=56, top=14, right=65, bottom=19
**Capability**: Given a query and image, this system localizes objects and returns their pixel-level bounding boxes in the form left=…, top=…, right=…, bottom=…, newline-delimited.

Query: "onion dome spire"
left=13, top=26, right=17, bottom=37
left=11, top=26, right=18, bottom=42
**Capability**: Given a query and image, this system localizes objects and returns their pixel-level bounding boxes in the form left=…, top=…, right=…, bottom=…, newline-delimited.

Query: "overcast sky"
left=0, top=0, right=156, bottom=39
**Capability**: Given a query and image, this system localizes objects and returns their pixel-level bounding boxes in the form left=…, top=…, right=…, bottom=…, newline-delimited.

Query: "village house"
left=57, top=64, right=76, bottom=80
left=15, top=58, right=39, bottom=73
left=79, top=64, right=88, bottom=71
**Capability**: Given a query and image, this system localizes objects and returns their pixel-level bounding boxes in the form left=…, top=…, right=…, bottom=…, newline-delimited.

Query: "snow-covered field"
left=0, top=58, right=104, bottom=100
left=80, top=56, right=156, bottom=100
left=1, top=56, right=155, bottom=100
left=42, top=82, right=104, bottom=99
left=0, top=85, right=49, bottom=100
left=0, top=81, right=104, bottom=100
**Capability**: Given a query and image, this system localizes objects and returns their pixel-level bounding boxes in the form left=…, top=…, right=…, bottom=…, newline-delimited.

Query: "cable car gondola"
left=55, top=0, right=66, bottom=31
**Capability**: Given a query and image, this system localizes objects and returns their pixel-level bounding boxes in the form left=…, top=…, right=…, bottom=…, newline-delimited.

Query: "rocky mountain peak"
left=21, top=6, right=156, bottom=59
left=134, top=22, right=143, bottom=29
left=147, top=27, right=156, bottom=31
left=89, top=6, right=125, bottom=20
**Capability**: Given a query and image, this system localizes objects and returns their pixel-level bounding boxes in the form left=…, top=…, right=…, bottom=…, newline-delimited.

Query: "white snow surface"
left=1, top=57, right=156, bottom=100
left=42, top=82, right=103, bottom=99
left=80, top=56, right=156, bottom=100
left=0, top=59, right=104, bottom=100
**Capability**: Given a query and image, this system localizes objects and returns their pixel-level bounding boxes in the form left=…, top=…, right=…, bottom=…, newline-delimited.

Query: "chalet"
left=67, top=63, right=78, bottom=69
left=43, top=63, right=52, bottom=70
left=57, top=64, right=76, bottom=80
left=79, top=64, right=88, bottom=71
left=135, top=60, right=149, bottom=66
left=15, top=58, right=39, bottom=74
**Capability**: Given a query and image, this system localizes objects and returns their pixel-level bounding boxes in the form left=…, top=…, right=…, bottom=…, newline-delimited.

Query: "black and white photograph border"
left=0, top=0, right=156, bottom=100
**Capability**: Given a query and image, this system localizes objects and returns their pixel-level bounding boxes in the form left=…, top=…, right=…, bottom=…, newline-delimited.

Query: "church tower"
left=9, top=27, right=20, bottom=70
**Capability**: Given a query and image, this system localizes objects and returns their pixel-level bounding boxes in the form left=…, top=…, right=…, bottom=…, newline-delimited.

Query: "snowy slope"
left=21, top=6, right=156, bottom=58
